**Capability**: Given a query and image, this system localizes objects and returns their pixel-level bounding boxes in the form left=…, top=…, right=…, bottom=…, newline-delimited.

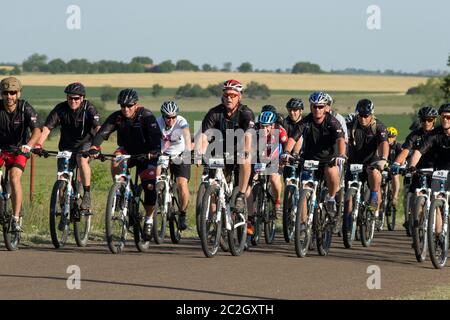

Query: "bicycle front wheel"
left=412, top=195, right=428, bottom=262
left=74, top=182, right=91, bottom=247
left=49, top=180, right=70, bottom=249
left=264, top=185, right=276, bottom=245
left=427, top=199, right=449, bottom=269
left=282, top=185, right=297, bottom=243
left=153, top=181, right=168, bottom=244
left=295, top=189, right=313, bottom=258
left=105, top=182, right=128, bottom=254
left=227, top=187, right=247, bottom=256
left=360, top=207, right=375, bottom=248
left=199, top=185, right=222, bottom=258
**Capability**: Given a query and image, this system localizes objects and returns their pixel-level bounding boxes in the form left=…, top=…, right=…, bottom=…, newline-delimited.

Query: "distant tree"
left=0, top=69, right=7, bottom=75
left=153, top=60, right=175, bottom=73
left=47, top=59, right=67, bottom=74
left=221, top=62, right=232, bottom=72
left=10, top=66, right=21, bottom=75
left=441, top=52, right=450, bottom=100
left=291, top=61, right=322, bottom=74
left=128, top=62, right=146, bottom=73
left=237, top=62, right=253, bottom=73
left=22, top=53, right=48, bottom=72
left=202, top=64, right=213, bottom=72
left=176, top=59, right=199, bottom=71
left=152, top=84, right=163, bottom=97
left=175, top=83, right=210, bottom=98
left=100, top=85, right=117, bottom=102
left=131, top=56, right=153, bottom=65
left=275, top=68, right=282, bottom=73
left=67, top=59, right=91, bottom=73
left=206, top=82, right=223, bottom=97
left=245, top=81, right=270, bottom=99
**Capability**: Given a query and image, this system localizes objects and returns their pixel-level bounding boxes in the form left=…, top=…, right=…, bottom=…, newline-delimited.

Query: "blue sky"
left=1, top=0, right=449, bottom=72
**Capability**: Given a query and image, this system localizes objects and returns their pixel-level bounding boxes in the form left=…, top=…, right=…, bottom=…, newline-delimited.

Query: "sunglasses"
left=358, top=114, right=371, bottom=119
left=223, top=93, right=239, bottom=99
left=441, top=115, right=450, bottom=121
left=288, top=108, right=301, bottom=112
left=164, top=116, right=176, bottom=120
left=67, top=96, right=81, bottom=101
left=2, top=91, right=17, bottom=96
left=120, top=104, right=135, bottom=109
left=312, top=105, right=326, bottom=110
left=421, top=117, right=435, bottom=123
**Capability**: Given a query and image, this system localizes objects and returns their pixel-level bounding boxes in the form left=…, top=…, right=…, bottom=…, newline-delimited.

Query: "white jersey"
left=156, top=115, right=189, bottom=155
left=331, top=111, right=349, bottom=142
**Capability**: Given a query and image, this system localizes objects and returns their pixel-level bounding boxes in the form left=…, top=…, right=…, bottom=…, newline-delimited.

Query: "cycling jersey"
left=347, top=118, right=388, bottom=165
left=282, top=116, right=300, bottom=138
left=402, top=128, right=435, bottom=169
left=93, top=106, right=161, bottom=155
left=291, top=113, right=345, bottom=163
left=156, top=115, right=189, bottom=156
left=330, top=110, right=348, bottom=142
left=201, top=103, right=255, bottom=135
left=418, top=126, right=450, bottom=170
left=44, top=100, right=100, bottom=151
left=388, top=141, right=402, bottom=163
left=255, top=123, right=288, bottom=161
left=0, top=99, right=40, bottom=149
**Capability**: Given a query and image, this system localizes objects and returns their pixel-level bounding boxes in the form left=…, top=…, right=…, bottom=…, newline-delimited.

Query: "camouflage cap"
left=1, top=77, right=22, bottom=92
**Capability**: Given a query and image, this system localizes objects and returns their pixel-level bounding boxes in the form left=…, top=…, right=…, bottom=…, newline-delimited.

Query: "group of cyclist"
left=1, top=75, right=449, bottom=256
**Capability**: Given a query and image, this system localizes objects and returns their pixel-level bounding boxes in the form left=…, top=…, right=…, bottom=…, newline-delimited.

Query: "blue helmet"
left=259, top=111, right=277, bottom=125
left=309, top=91, right=331, bottom=105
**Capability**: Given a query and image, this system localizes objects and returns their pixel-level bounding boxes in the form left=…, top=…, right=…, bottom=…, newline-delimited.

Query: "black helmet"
left=418, top=105, right=438, bottom=119
left=286, top=98, right=304, bottom=110
left=261, top=104, right=277, bottom=114
left=117, top=88, right=138, bottom=105
left=438, top=103, right=450, bottom=115
left=355, top=99, right=374, bottom=116
left=64, top=82, right=86, bottom=96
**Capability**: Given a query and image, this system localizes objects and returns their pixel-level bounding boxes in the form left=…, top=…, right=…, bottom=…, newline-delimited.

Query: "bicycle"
left=427, top=169, right=450, bottom=269
left=250, top=162, right=277, bottom=245
left=294, top=159, right=335, bottom=258
left=0, top=148, right=26, bottom=251
left=195, top=167, right=209, bottom=238
left=103, top=153, right=150, bottom=254
left=378, top=167, right=397, bottom=231
left=37, top=150, right=93, bottom=249
left=402, top=165, right=414, bottom=237
left=199, top=154, right=246, bottom=257
left=282, top=157, right=301, bottom=243
left=152, top=154, right=184, bottom=244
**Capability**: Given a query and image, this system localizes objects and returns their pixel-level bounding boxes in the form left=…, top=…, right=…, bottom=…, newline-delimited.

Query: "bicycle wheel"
left=412, top=196, right=428, bottom=262
left=251, top=183, right=263, bottom=246
left=335, top=188, right=344, bottom=236
left=74, top=182, right=91, bottom=247
left=377, top=185, right=388, bottom=231
left=168, top=184, right=181, bottom=244
left=317, top=207, right=333, bottom=256
left=131, top=186, right=151, bottom=252
left=199, top=185, right=222, bottom=258
left=264, top=184, right=276, bottom=245
left=404, top=192, right=414, bottom=237
left=105, top=182, right=128, bottom=254
left=282, top=185, right=296, bottom=243
left=427, top=199, right=449, bottom=269
left=342, top=189, right=358, bottom=249
left=152, top=181, right=168, bottom=244
left=227, top=187, right=247, bottom=256
left=196, top=182, right=207, bottom=237
left=295, top=189, right=313, bottom=258
left=220, top=222, right=230, bottom=252
left=49, top=180, right=70, bottom=249
left=386, top=196, right=396, bottom=231
left=360, top=206, right=375, bottom=247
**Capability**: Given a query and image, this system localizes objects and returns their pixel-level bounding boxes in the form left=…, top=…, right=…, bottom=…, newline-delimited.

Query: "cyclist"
left=156, top=101, right=191, bottom=231
left=408, top=103, right=450, bottom=236
left=0, top=77, right=41, bottom=231
left=386, top=126, right=402, bottom=209
left=345, top=99, right=389, bottom=222
left=325, top=93, right=348, bottom=143
left=282, top=98, right=304, bottom=155
left=391, top=106, right=438, bottom=229
left=194, top=79, right=254, bottom=229
left=89, top=89, right=161, bottom=239
left=283, top=91, right=346, bottom=223
left=35, top=83, right=101, bottom=211
left=254, top=109, right=288, bottom=217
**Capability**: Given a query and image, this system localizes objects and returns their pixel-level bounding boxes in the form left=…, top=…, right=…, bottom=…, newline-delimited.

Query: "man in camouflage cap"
left=0, top=77, right=41, bottom=232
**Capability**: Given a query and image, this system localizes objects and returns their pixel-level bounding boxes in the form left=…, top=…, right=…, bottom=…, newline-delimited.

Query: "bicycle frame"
left=157, top=155, right=181, bottom=217
left=413, top=168, right=434, bottom=221
left=430, top=170, right=450, bottom=233
left=299, top=160, right=320, bottom=226
left=55, top=151, right=77, bottom=219
left=347, top=164, right=364, bottom=222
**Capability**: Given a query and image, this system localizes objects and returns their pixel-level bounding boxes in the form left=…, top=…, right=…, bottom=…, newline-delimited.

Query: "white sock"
left=375, top=210, right=379, bottom=218
left=145, top=217, right=153, bottom=224
left=326, top=195, right=335, bottom=202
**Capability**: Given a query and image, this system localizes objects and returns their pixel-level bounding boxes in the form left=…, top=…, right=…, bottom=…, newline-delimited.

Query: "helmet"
left=387, top=127, right=398, bottom=137
left=223, top=79, right=243, bottom=93
left=259, top=111, right=276, bottom=125
left=286, top=98, right=304, bottom=110
left=64, top=82, right=86, bottom=96
left=160, top=101, right=179, bottom=117
left=261, top=104, right=277, bottom=114
left=438, top=103, right=450, bottom=115
left=325, top=93, right=333, bottom=106
left=417, top=106, right=438, bottom=119
left=345, top=113, right=357, bottom=123
left=355, top=99, right=374, bottom=116
left=117, top=88, right=138, bottom=105
left=309, top=91, right=331, bottom=105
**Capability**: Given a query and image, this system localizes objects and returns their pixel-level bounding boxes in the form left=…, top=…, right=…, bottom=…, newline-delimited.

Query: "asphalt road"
left=0, top=229, right=448, bottom=300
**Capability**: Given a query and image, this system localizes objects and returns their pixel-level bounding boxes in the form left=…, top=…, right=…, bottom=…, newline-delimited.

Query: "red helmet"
left=223, top=79, right=243, bottom=93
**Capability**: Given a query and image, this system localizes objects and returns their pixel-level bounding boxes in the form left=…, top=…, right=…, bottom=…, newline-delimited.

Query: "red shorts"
left=0, top=152, right=28, bottom=171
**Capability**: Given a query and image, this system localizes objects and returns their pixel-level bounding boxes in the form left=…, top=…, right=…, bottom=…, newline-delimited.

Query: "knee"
left=142, top=180, right=157, bottom=206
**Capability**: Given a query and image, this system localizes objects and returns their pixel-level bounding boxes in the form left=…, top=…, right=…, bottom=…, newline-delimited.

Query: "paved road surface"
left=0, top=230, right=447, bottom=300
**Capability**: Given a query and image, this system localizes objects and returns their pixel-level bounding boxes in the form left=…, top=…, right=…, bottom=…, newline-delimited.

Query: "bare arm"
left=183, top=127, right=192, bottom=152
left=394, top=148, right=409, bottom=165
left=36, top=126, right=51, bottom=146
left=409, top=150, right=422, bottom=168
left=379, top=141, right=389, bottom=159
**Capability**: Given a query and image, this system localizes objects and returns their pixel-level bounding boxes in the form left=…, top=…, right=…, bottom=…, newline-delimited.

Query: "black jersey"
left=402, top=128, right=435, bottom=169
left=418, top=126, right=450, bottom=170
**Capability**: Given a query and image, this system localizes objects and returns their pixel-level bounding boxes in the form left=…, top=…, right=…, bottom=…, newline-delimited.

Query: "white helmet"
left=160, top=101, right=179, bottom=117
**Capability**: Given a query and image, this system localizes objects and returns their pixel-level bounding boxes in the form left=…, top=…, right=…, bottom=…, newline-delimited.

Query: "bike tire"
left=264, top=184, right=276, bottom=245
left=49, top=180, right=70, bottom=249
left=404, top=192, right=414, bottom=237
left=132, top=186, right=151, bottom=252
left=316, top=208, right=333, bottom=256
left=282, top=185, right=296, bottom=243
left=412, top=196, right=428, bottom=262
left=152, top=181, right=168, bottom=244
left=251, top=183, right=263, bottom=246
left=360, top=206, right=375, bottom=248
left=342, top=189, right=358, bottom=249
left=105, top=182, right=128, bottom=254
left=74, top=181, right=91, bottom=247
left=427, top=199, right=449, bottom=269
left=199, top=185, right=222, bottom=258
left=227, top=187, right=247, bottom=256
left=386, top=198, right=396, bottom=231
left=294, top=189, right=312, bottom=258
left=196, top=182, right=207, bottom=238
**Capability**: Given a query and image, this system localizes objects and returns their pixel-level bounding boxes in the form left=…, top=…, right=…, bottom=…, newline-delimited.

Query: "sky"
left=1, top=0, right=449, bottom=72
